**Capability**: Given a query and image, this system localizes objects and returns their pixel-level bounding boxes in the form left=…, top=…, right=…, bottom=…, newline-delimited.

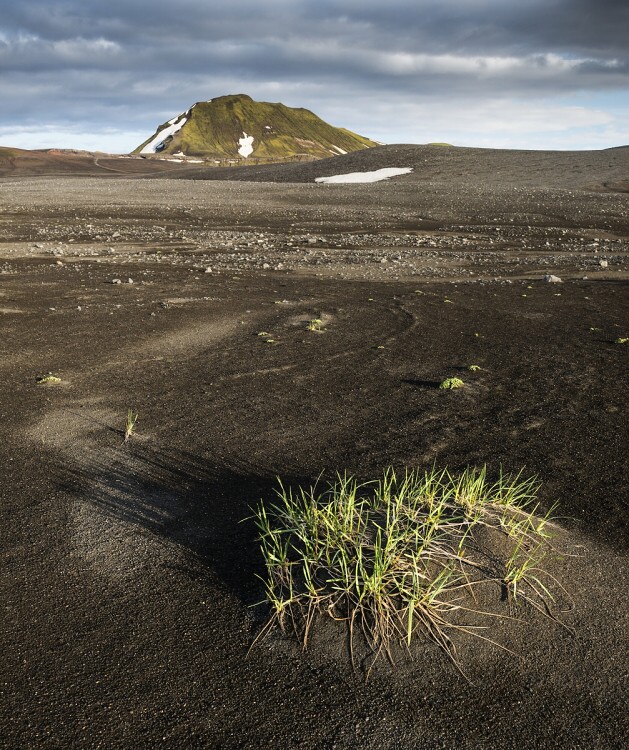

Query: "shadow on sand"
left=56, top=441, right=310, bottom=612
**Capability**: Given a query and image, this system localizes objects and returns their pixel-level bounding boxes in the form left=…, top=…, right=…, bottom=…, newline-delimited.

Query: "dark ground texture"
left=1, top=145, right=628, bottom=749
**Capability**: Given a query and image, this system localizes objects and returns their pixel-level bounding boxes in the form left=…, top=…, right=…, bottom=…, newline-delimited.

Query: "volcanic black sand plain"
left=1, top=145, right=628, bottom=749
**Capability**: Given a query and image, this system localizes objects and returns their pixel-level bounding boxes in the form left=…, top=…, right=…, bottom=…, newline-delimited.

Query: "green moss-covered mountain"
left=133, top=94, right=378, bottom=161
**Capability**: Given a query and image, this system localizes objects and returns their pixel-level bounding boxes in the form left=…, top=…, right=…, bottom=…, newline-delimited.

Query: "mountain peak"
left=133, top=95, right=378, bottom=163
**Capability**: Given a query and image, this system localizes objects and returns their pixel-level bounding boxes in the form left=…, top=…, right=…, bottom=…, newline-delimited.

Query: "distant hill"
left=0, top=146, right=203, bottom=178
left=154, top=142, right=629, bottom=193
left=133, top=94, right=378, bottom=162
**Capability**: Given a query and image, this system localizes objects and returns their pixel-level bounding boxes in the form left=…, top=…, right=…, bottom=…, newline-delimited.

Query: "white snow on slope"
left=315, top=167, right=413, bottom=184
left=140, top=112, right=189, bottom=154
left=331, top=146, right=347, bottom=155
left=238, top=132, right=254, bottom=158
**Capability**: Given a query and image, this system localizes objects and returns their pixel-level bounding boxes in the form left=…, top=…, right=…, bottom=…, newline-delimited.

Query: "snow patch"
left=140, top=111, right=189, bottom=154
left=315, top=167, right=413, bottom=184
left=331, top=146, right=347, bottom=155
left=171, top=151, right=203, bottom=163
left=238, top=132, right=254, bottom=158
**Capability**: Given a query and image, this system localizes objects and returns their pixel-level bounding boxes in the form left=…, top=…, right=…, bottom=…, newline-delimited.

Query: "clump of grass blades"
left=123, top=409, right=138, bottom=443
left=252, top=467, right=569, bottom=673
left=306, top=318, right=323, bottom=332
left=439, top=377, right=464, bottom=390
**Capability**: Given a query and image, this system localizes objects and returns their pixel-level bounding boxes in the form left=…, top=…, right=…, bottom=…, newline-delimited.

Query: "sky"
left=1, top=0, right=628, bottom=152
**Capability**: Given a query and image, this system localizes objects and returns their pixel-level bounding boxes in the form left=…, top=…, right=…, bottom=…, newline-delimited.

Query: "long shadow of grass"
left=58, top=441, right=309, bottom=610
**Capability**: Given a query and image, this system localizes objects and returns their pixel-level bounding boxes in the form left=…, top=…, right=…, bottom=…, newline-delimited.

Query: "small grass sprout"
left=306, top=318, right=323, bottom=332
left=615, top=337, right=628, bottom=344
left=468, top=365, right=481, bottom=372
left=123, top=409, right=138, bottom=443
left=251, top=467, right=568, bottom=674
left=35, top=373, right=62, bottom=384
left=439, top=377, right=464, bottom=390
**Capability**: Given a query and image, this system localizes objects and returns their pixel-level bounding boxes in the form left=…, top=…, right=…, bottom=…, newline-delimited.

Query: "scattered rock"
left=598, top=259, right=608, bottom=268
left=111, top=278, right=122, bottom=284
left=543, top=274, right=562, bottom=283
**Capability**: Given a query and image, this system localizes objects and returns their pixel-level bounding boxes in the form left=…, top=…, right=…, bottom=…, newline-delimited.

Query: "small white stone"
left=543, top=274, right=562, bottom=283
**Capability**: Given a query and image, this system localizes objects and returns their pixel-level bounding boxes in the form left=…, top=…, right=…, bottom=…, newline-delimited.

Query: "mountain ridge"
left=133, top=94, right=378, bottom=162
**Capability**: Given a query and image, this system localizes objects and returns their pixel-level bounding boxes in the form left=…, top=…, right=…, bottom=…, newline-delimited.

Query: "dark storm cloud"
left=309, top=0, right=629, bottom=58
left=4, top=0, right=627, bottom=54
left=1, top=0, right=627, bottom=149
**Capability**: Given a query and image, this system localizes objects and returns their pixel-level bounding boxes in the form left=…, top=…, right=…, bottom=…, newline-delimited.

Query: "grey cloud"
left=4, top=1, right=628, bottom=57
left=0, top=0, right=627, bottom=149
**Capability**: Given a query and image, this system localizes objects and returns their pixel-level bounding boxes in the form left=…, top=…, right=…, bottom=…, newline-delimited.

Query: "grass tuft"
left=306, top=318, right=323, bottom=332
left=251, top=467, right=568, bottom=673
left=123, top=409, right=138, bottom=443
left=439, top=377, right=464, bottom=390
left=35, top=373, right=62, bottom=384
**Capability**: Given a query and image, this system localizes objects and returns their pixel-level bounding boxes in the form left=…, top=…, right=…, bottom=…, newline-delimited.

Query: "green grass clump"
left=615, top=337, right=628, bottom=344
left=306, top=318, right=323, bottom=331
left=439, top=377, right=464, bottom=390
left=252, top=467, right=566, bottom=672
left=36, top=373, right=62, bottom=384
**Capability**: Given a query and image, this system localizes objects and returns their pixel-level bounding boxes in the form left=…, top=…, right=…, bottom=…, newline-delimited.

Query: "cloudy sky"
left=1, top=0, right=628, bottom=152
